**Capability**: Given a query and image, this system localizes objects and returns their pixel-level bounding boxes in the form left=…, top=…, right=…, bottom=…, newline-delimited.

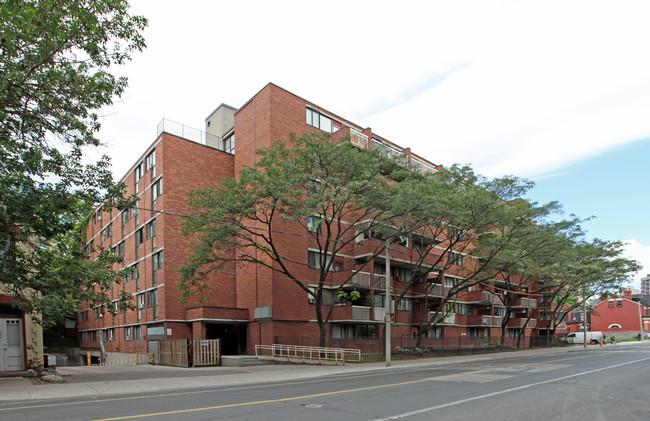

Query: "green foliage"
left=0, top=0, right=146, bottom=326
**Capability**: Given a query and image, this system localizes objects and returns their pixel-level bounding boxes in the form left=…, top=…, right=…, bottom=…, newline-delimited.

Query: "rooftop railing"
left=156, top=118, right=225, bottom=151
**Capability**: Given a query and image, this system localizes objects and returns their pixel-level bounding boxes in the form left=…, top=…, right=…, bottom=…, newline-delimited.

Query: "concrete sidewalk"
left=0, top=344, right=633, bottom=403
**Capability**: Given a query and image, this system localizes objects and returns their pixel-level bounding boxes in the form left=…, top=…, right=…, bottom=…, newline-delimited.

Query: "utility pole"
left=385, top=239, right=391, bottom=367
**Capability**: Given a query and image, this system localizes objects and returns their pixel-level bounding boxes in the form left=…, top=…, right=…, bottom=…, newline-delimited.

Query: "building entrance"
left=0, top=318, right=24, bottom=372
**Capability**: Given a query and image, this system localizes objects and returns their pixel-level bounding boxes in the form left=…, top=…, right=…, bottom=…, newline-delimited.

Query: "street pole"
left=582, top=290, right=587, bottom=349
left=638, top=300, right=643, bottom=338
left=385, top=239, right=391, bottom=367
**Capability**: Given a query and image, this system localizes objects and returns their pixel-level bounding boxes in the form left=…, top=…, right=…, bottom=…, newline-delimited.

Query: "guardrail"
left=255, top=344, right=361, bottom=364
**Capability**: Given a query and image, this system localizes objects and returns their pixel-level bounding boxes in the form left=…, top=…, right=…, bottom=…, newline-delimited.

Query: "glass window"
left=319, top=115, right=332, bottom=133
left=331, top=324, right=354, bottom=339
left=146, top=219, right=156, bottom=239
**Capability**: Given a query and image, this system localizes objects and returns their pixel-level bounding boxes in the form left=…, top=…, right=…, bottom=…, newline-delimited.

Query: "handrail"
left=255, top=343, right=361, bottom=364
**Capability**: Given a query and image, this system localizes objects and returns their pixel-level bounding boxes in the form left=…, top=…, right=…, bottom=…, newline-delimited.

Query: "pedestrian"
left=638, top=333, right=642, bottom=341
left=611, top=335, right=616, bottom=345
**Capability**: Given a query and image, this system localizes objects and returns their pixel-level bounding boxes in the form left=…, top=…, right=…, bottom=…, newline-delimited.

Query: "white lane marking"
left=372, top=356, right=650, bottom=420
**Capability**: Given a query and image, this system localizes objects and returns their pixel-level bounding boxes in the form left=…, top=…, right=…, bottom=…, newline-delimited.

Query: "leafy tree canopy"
left=0, top=0, right=147, bottom=326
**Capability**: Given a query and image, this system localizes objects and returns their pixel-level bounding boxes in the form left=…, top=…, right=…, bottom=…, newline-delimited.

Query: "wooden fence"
left=158, top=338, right=221, bottom=367
left=191, top=339, right=221, bottom=367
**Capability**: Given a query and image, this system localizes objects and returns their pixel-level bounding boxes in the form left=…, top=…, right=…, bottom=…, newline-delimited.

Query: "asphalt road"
left=2, top=344, right=649, bottom=420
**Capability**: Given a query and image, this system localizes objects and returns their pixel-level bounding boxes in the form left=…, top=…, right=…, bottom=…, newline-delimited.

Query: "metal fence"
left=255, top=344, right=361, bottom=364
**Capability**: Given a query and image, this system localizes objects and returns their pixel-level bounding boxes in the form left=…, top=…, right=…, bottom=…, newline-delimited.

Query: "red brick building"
left=591, top=290, right=648, bottom=334
left=79, top=83, right=542, bottom=358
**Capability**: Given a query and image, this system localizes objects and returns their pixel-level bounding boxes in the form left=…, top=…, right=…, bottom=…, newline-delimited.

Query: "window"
left=306, top=108, right=340, bottom=133
left=106, top=222, right=113, bottom=239
left=444, top=276, right=455, bottom=288
left=467, top=327, right=488, bottom=338
left=134, top=162, right=143, bottom=182
left=358, top=324, right=378, bottom=338
left=307, top=217, right=321, bottom=233
left=426, top=327, right=443, bottom=339
left=147, top=289, right=158, bottom=307
left=135, top=228, right=144, bottom=246
left=307, top=180, right=321, bottom=196
left=447, top=227, right=463, bottom=241
left=223, top=134, right=235, bottom=154
left=456, top=303, right=471, bottom=315
left=145, top=150, right=156, bottom=173
left=124, top=326, right=132, bottom=341
left=104, top=328, right=115, bottom=342
left=308, top=250, right=341, bottom=271
left=331, top=324, right=355, bottom=339
left=92, top=213, right=97, bottom=226
left=130, top=201, right=139, bottom=224
left=137, top=293, right=145, bottom=309
left=101, top=229, right=106, bottom=242
left=608, top=300, right=614, bottom=308
left=117, top=241, right=125, bottom=261
left=133, top=325, right=142, bottom=340
left=152, top=250, right=163, bottom=283
left=146, top=219, right=157, bottom=239
left=617, top=300, right=623, bottom=307
left=133, top=263, right=140, bottom=289
left=152, top=251, right=163, bottom=270
left=447, top=252, right=462, bottom=266
left=397, top=297, right=413, bottom=311
left=152, top=178, right=163, bottom=200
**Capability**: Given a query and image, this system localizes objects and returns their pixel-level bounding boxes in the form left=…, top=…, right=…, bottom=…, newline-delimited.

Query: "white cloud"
left=622, top=239, right=650, bottom=290
left=98, top=1, right=650, bottom=186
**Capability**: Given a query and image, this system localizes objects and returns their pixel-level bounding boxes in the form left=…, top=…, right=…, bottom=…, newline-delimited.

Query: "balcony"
left=431, top=311, right=455, bottom=325
left=410, top=157, right=438, bottom=174
left=373, top=274, right=386, bottom=289
left=507, top=318, right=538, bottom=328
left=351, top=272, right=372, bottom=288
left=512, top=297, right=537, bottom=308
left=467, top=315, right=502, bottom=326
left=372, top=139, right=408, bottom=166
left=463, top=291, right=496, bottom=305
left=330, top=305, right=371, bottom=321
left=349, top=127, right=369, bottom=148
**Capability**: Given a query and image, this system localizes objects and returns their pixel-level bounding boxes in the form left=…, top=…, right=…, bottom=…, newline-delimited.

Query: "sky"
left=94, top=0, right=650, bottom=288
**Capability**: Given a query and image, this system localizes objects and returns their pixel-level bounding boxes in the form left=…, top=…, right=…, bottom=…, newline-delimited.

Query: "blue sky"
left=95, top=1, right=650, bottom=288
left=529, top=137, right=650, bottom=246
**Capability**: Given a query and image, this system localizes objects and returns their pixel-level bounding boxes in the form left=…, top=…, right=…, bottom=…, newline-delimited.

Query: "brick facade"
left=80, top=83, right=544, bottom=357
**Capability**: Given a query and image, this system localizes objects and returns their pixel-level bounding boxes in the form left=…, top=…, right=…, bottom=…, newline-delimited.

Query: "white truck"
left=561, top=331, right=604, bottom=345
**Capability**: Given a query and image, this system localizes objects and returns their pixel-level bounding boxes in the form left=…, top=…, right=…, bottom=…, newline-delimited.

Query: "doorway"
left=205, top=323, right=246, bottom=355
left=0, top=318, right=25, bottom=372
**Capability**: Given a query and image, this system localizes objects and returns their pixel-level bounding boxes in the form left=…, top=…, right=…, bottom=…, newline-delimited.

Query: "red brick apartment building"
left=79, top=83, right=542, bottom=358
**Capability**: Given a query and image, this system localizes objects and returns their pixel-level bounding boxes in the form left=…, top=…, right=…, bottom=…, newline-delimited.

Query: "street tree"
left=0, top=0, right=147, bottom=325
left=181, top=132, right=408, bottom=347
left=389, top=165, right=542, bottom=347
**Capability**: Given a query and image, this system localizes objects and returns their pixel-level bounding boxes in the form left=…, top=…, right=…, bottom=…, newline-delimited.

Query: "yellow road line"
left=90, top=352, right=606, bottom=421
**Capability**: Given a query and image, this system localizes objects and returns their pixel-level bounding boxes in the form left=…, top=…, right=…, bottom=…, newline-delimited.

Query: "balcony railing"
left=507, top=318, right=538, bottom=328
left=513, top=297, right=537, bottom=308
left=351, top=272, right=372, bottom=288
left=373, top=274, right=386, bottom=289
left=349, top=127, right=369, bottom=148
left=156, top=119, right=226, bottom=152
left=410, top=157, right=438, bottom=174
left=331, top=305, right=371, bottom=321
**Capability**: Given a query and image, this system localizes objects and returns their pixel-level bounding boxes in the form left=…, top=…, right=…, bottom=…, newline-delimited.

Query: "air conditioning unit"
left=138, top=303, right=145, bottom=309
left=397, top=276, right=406, bottom=283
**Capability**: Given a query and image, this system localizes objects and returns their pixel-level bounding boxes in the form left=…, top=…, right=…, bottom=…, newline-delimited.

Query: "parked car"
left=561, top=331, right=604, bottom=345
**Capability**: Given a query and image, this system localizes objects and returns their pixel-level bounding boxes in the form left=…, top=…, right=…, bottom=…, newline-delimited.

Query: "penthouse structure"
left=79, top=83, right=542, bottom=358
